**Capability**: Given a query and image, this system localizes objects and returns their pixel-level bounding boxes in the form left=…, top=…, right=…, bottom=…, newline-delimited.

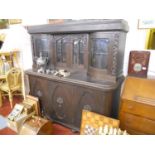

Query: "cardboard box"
left=19, top=116, right=52, bottom=135
left=7, top=111, right=35, bottom=133
left=7, top=95, right=41, bottom=133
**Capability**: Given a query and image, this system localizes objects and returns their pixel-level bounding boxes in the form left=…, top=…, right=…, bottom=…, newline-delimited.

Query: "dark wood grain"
left=26, top=19, right=129, bottom=131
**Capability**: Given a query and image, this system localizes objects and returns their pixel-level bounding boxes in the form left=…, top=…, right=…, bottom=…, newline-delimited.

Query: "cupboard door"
left=89, top=32, right=113, bottom=72
left=51, top=83, right=73, bottom=126
left=32, top=34, right=53, bottom=70
left=54, top=35, right=72, bottom=67
left=54, top=34, right=89, bottom=69
left=28, top=76, right=50, bottom=117
left=73, top=87, right=111, bottom=129
left=72, top=34, right=89, bottom=68
left=32, top=34, right=52, bottom=57
left=90, top=38, right=109, bottom=69
left=89, top=32, right=122, bottom=78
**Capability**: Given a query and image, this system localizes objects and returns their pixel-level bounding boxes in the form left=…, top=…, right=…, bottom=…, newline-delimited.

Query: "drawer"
left=120, top=112, right=155, bottom=134
left=120, top=100, right=155, bottom=120
left=122, top=127, right=146, bottom=135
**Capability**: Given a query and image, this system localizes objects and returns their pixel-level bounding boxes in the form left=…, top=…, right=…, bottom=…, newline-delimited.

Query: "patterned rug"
left=0, top=115, right=7, bottom=130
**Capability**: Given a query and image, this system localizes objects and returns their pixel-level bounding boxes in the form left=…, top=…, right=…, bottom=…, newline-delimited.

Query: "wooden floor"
left=0, top=96, right=79, bottom=135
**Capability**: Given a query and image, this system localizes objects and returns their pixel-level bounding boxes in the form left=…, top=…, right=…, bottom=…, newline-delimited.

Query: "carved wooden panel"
left=72, top=86, right=112, bottom=129
left=28, top=76, right=51, bottom=116
left=53, top=34, right=89, bottom=68
left=51, top=84, right=73, bottom=124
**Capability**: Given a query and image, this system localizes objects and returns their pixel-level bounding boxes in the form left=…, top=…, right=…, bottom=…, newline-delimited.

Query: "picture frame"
left=0, top=19, right=9, bottom=29
left=138, top=19, right=155, bottom=29
left=8, top=19, right=22, bottom=25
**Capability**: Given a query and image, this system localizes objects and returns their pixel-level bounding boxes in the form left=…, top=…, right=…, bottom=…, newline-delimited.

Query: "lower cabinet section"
left=28, top=74, right=115, bottom=131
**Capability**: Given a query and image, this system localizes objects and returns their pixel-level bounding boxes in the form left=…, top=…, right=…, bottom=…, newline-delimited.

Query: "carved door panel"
left=28, top=75, right=51, bottom=117
left=73, top=87, right=108, bottom=129
left=54, top=35, right=72, bottom=67
left=72, top=34, right=89, bottom=68
left=50, top=83, right=73, bottom=125
left=54, top=34, right=89, bottom=69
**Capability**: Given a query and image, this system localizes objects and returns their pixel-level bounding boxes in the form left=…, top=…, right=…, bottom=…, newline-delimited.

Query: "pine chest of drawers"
left=119, top=76, right=155, bottom=134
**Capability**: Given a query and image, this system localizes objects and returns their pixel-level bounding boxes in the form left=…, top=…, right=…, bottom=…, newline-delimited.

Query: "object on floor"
left=22, top=95, right=40, bottom=116
left=0, top=96, right=76, bottom=135
left=7, top=104, right=24, bottom=121
left=7, top=95, right=52, bottom=134
left=80, top=110, right=120, bottom=135
left=128, top=51, right=150, bottom=77
left=7, top=95, right=40, bottom=133
left=7, top=103, right=35, bottom=133
left=19, top=116, right=52, bottom=135
left=0, top=115, right=7, bottom=130
left=0, top=67, right=23, bottom=108
left=98, top=125, right=128, bottom=135
left=119, top=76, right=155, bottom=134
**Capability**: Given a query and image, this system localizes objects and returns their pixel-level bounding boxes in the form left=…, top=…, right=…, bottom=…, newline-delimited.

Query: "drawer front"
left=120, top=112, right=155, bottom=134
left=120, top=100, right=155, bottom=120
left=124, top=128, right=146, bottom=135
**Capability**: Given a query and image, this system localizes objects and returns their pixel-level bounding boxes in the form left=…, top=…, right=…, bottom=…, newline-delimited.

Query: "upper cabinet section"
left=28, top=19, right=129, bottom=82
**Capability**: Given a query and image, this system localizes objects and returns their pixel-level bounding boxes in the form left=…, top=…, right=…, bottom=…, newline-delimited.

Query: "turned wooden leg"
left=8, top=91, right=13, bottom=108
left=0, top=91, right=2, bottom=107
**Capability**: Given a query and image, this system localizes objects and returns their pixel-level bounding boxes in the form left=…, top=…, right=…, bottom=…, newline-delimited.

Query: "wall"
left=22, top=19, right=47, bottom=26
left=0, top=24, right=32, bottom=70
left=0, top=19, right=48, bottom=70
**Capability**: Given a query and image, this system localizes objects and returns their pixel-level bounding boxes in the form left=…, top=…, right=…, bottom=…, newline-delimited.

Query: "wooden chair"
left=0, top=68, right=23, bottom=108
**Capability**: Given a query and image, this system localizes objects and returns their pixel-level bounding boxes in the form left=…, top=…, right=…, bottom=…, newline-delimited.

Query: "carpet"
left=0, top=115, right=7, bottom=130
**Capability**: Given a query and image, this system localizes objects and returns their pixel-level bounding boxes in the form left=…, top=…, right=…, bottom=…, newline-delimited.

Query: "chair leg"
left=8, top=91, right=13, bottom=108
left=0, top=91, right=2, bottom=107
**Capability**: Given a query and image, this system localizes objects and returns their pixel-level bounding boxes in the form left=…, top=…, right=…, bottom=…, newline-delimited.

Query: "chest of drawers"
left=119, top=76, right=155, bottom=134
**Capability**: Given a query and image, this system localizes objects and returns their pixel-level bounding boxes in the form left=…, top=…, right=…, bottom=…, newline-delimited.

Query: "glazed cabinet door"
left=54, top=34, right=89, bottom=69
left=31, top=34, right=53, bottom=71
left=88, top=31, right=126, bottom=79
